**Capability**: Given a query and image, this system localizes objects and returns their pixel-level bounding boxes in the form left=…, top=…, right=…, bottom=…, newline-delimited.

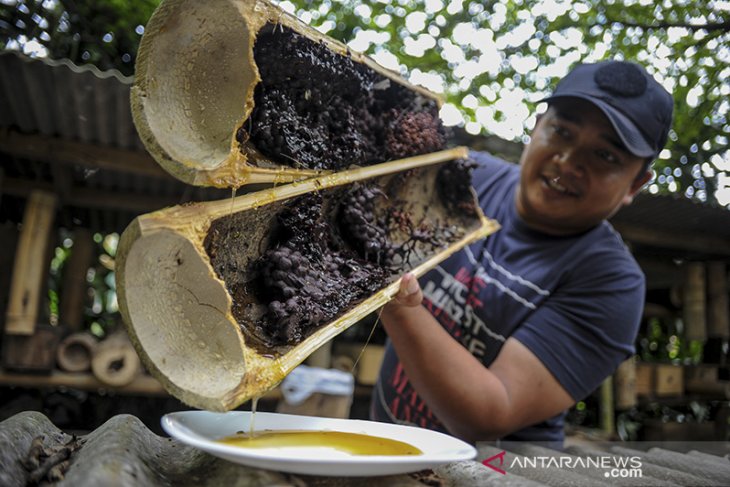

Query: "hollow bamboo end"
left=133, top=0, right=261, bottom=186
left=116, top=222, right=248, bottom=410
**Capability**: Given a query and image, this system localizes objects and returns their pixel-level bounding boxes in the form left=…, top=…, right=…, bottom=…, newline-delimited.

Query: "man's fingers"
left=394, top=273, right=423, bottom=307
left=406, top=275, right=420, bottom=295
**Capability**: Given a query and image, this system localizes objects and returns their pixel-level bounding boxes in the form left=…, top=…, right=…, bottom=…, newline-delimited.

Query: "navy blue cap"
left=542, top=61, right=674, bottom=159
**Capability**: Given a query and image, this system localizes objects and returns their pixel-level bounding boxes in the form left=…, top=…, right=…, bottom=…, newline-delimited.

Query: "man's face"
left=515, top=98, right=651, bottom=236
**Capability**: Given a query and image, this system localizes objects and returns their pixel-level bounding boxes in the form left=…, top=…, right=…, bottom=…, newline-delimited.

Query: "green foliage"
left=2, top=0, right=729, bottom=206
left=46, top=229, right=120, bottom=338
left=276, top=0, right=730, bottom=207
left=638, top=316, right=703, bottom=364
left=1, top=0, right=159, bottom=75
left=48, top=236, right=72, bottom=326
left=617, top=399, right=718, bottom=441
left=86, top=231, right=120, bottom=338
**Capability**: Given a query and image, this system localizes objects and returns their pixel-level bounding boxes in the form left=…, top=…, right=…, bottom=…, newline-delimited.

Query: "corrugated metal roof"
left=0, top=50, right=143, bottom=151
left=0, top=51, right=228, bottom=234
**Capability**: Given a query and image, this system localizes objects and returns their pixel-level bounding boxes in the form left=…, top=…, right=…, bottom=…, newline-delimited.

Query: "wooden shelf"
left=0, top=369, right=373, bottom=400
left=0, top=369, right=168, bottom=396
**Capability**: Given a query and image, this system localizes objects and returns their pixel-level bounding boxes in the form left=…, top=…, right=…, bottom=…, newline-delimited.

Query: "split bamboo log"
left=91, top=332, right=141, bottom=387
left=56, top=332, right=98, bottom=373
left=132, top=0, right=445, bottom=188
left=116, top=148, right=499, bottom=411
left=5, top=191, right=56, bottom=335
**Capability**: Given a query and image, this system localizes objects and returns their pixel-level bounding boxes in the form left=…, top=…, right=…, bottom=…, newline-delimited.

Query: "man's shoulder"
left=498, top=220, right=643, bottom=286
left=468, top=150, right=520, bottom=201
left=572, top=221, right=644, bottom=279
left=468, top=150, right=517, bottom=170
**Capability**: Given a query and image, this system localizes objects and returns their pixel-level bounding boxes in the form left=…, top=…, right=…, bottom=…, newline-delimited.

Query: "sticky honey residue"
left=217, top=430, right=423, bottom=456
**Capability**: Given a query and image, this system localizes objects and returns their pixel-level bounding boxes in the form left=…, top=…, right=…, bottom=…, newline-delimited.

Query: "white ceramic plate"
left=161, top=411, right=476, bottom=476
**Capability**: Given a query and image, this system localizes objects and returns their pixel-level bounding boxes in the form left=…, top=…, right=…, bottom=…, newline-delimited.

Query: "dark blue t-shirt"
left=371, top=151, right=645, bottom=443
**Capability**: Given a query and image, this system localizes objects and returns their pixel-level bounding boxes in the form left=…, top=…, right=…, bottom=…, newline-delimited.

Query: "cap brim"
left=541, top=95, right=655, bottom=158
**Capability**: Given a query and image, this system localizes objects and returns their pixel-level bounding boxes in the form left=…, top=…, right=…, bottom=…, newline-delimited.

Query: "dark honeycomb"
left=385, top=110, right=446, bottom=160
left=241, top=24, right=445, bottom=170
left=338, top=183, right=395, bottom=265
left=204, top=161, right=480, bottom=350
left=253, top=193, right=388, bottom=345
left=437, top=159, right=479, bottom=217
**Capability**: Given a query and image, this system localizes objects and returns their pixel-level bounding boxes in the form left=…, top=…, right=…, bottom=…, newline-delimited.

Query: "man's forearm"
left=380, top=302, right=513, bottom=441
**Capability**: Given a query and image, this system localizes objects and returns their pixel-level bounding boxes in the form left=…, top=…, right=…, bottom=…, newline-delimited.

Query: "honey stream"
left=352, top=306, right=383, bottom=374
left=228, top=187, right=237, bottom=221
left=249, top=396, right=259, bottom=438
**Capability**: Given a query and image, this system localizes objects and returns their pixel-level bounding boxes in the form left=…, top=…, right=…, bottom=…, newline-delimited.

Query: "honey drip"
left=218, top=430, right=423, bottom=456
left=352, top=307, right=383, bottom=373
left=249, top=397, right=259, bottom=438
left=229, top=187, right=237, bottom=216
left=225, top=187, right=238, bottom=237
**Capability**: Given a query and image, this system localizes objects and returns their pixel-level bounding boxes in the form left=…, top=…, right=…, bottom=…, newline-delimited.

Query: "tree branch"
left=611, top=18, right=730, bottom=32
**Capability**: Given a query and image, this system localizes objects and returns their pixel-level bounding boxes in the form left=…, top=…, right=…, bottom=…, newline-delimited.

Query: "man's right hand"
left=388, top=273, right=424, bottom=308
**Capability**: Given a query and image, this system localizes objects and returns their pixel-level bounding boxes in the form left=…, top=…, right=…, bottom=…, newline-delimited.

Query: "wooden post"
left=683, top=262, right=707, bottom=342
left=59, top=228, right=95, bottom=332
left=0, top=223, right=20, bottom=330
left=635, top=362, right=654, bottom=397
left=600, top=376, right=615, bottom=437
left=614, top=356, right=637, bottom=409
left=707, top=262, right=729, bottom=339
left=5, top=191, right=57, bottom=335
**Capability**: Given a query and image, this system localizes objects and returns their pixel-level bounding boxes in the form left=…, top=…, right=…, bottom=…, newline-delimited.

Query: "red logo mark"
left=482, top=451, right=506, bottom=475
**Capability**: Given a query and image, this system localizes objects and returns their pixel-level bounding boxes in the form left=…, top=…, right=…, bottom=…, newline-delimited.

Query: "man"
left=371, top=60, right=674, bottom=444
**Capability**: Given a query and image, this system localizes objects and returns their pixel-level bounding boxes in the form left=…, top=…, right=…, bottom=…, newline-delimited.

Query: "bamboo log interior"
left=116, top=149, right=499, bottom=410
left=132, top=0, right=445, bottom=188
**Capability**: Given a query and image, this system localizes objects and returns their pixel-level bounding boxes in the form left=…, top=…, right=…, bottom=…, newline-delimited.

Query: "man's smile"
left=541, top=174, right=579, bottom=197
